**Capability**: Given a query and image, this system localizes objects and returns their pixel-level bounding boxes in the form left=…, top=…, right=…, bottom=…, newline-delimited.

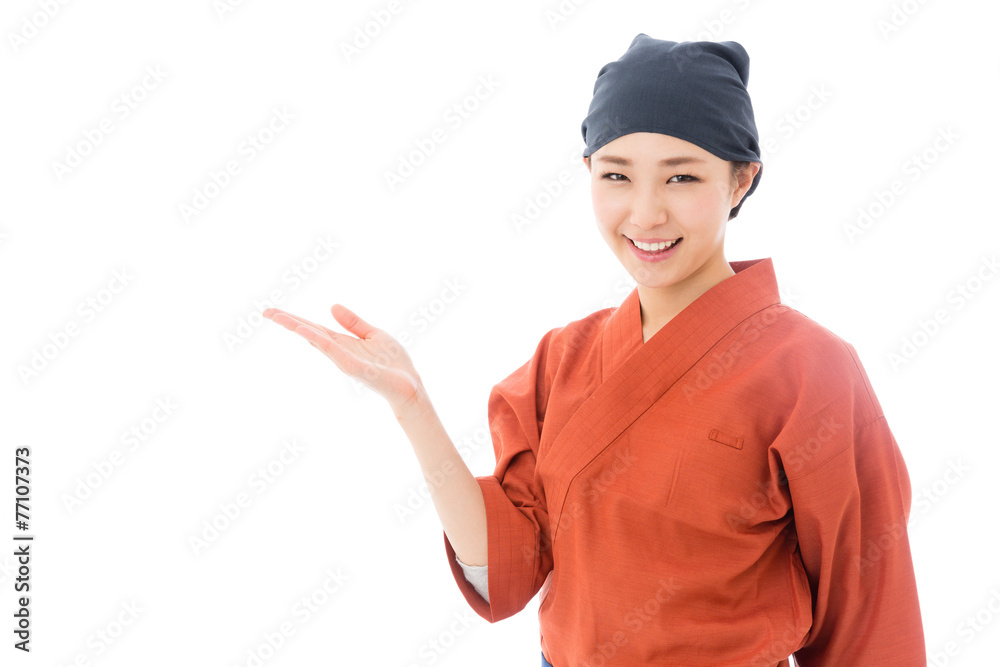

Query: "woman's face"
left=587, top=132, right=758, bottom=297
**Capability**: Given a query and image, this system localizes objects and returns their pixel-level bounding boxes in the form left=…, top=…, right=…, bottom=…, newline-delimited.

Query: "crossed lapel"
left=545, top=258, right=781, bottom=543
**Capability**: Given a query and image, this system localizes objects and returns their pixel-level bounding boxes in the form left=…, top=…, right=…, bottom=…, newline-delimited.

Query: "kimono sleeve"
left=443, top=330, right=556, bottom=622
left=784, top=346, right=926, bottom=665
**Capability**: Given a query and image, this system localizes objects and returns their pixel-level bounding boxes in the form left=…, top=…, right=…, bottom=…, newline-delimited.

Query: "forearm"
left=394, top=391, right=488, bottom=567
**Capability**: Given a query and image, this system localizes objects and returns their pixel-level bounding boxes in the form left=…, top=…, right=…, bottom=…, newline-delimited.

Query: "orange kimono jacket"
left=443, top=258, right=925, bottom=666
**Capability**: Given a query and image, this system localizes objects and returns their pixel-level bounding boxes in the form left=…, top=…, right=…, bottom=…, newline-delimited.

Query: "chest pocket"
left=610, top=418, right=753, bottom=511
left=708, top=428, right=744, bottom=449
left=586, top=397, right=781, bottom=523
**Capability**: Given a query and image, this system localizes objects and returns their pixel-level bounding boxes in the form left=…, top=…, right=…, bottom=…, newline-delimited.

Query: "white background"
left=2, top=0, right=998, bottom=665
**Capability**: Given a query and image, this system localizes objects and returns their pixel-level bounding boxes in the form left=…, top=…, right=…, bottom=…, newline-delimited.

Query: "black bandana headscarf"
left=581, top=34, right=763, bottom=217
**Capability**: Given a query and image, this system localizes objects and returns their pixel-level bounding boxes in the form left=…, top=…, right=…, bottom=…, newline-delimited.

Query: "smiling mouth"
left=628, top=237, right=682, bottom=252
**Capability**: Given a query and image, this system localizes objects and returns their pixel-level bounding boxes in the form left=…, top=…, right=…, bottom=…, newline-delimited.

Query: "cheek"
left=679, top=187, right=730, bottom=219
left=670, top=198, right=727, bottom=239
left=592, top=191, right=622, bottom=228
left=669, top=199, right=712, bottom=228
left=711, top=180, right=735, bottom=204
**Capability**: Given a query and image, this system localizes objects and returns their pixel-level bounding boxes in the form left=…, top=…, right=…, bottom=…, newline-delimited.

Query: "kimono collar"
left=601, top=258, right=781, bottom=383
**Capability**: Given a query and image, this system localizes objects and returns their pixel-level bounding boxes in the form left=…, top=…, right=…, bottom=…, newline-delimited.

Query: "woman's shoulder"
left=764, top=305, right=864, bottom=364
left=755, top=304, right=882, bottom=415
left=490, top=305, right=613, bottom=403
left=537, top=302, right=618, bottom=358
left=513, top=295, right=617, bottom=346
left=504, top=303, right=618, bottom=387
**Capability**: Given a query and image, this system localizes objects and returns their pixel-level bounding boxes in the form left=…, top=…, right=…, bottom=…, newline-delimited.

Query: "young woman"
left=264, top=34, right=925, bottom=666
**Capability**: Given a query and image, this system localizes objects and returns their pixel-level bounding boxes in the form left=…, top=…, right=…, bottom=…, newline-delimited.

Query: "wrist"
left=392, top=386, right=433, bottom=423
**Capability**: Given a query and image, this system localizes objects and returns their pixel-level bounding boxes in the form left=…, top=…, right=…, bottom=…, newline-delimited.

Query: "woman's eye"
left=600, top=172, right=698, bottom=183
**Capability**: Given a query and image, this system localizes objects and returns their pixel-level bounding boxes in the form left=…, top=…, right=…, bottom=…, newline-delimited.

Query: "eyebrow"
left=594, top=155, right=707, bottom=167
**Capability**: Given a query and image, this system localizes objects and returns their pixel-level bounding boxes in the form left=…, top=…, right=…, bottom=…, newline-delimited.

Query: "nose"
left=629, top=184, right=668, bottom=230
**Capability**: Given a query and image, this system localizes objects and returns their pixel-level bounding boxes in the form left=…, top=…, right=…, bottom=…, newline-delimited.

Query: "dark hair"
left=729, top=161, right=753, bottom=220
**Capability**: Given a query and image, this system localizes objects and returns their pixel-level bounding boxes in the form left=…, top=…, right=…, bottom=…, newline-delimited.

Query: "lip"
left=627, top=236, right=679, bottom=244
left=626, top=235, right=682, bottom=262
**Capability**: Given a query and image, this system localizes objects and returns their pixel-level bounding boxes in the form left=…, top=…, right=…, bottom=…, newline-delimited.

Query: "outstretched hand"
left=263, top=304, right=425, bottom=415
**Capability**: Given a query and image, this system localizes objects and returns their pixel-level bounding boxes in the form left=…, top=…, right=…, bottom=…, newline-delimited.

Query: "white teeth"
left=630, top=238, right=679, bottom=252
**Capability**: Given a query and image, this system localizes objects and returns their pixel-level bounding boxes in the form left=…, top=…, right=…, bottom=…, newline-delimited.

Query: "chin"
left=626, top=265, right=687, bottom=291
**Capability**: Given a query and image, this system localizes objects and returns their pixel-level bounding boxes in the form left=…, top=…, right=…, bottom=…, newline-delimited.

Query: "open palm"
left=263, top=303, right=424, bottom=414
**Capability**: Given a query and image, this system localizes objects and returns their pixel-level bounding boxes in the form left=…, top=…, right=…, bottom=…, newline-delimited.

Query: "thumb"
left=331, top=304, right=379, bottom=339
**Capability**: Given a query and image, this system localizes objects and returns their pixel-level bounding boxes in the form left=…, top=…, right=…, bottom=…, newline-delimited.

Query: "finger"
left=268, top=312, right=311, bottom=334
left=295, top=325, right=367, bottom=377
left=330, top=303, right=379, bottom=340
left=295, top=325, right=328, bottom=346
left=264, top=308, right=299, bottom=326
left=269, top=310, right=343, bottom=341
left=263, top=307, right=303, bottom=322
left=295, top=324, right=337, bottom=353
